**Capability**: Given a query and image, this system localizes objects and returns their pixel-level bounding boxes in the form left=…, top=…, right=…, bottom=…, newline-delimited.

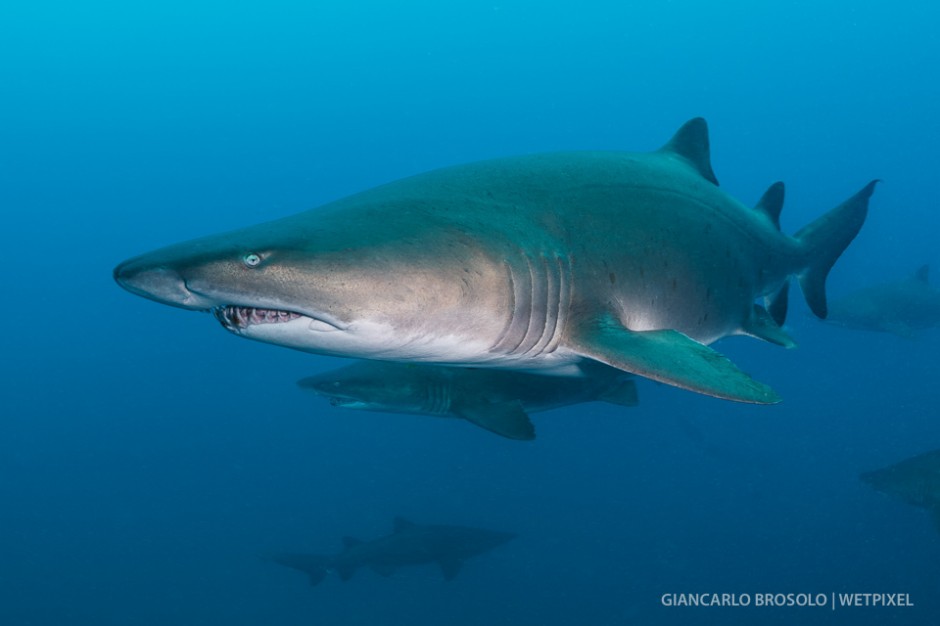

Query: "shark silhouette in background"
left=115, top=118, right=876, bottom=403
left=270, top=517, right=516, bottom=586
left=298, top=360, right=638, bottom=440
left=861, top=449, right=940, bottom=533
left=826, top=265, right=940, bottom=338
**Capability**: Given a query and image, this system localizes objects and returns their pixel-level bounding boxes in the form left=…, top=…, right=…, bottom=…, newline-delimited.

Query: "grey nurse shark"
left=298, top=360, right=639, bottom=440
left=861, top=449, right=940, bottom=533
left=270, top=517, right=516, bottom=586
left=114, top=118, right=876, bottom=403
left=827, top=265, right=940, bottom=338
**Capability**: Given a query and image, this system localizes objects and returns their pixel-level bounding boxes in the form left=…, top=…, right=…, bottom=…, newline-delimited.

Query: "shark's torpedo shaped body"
left=827, top=265, right=940, bottom=337
left=299, top=360, right=638, bottom=440
left=114, top=119, right=876, bottom=403
left=270, top=517, right=516, bottom=585
left=861, top=449, right=940, bottom=533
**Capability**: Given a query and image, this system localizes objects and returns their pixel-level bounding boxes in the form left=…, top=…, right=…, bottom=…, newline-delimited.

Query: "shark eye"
left=243, top=253, right=262, bottom=267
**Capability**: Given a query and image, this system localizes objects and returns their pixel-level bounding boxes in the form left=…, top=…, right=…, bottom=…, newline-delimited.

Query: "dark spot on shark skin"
left=609, top=272, right=616, bottom=284
left=672, top=278, right=677, bottom=291
left=706, top=287, right=712, bottom=302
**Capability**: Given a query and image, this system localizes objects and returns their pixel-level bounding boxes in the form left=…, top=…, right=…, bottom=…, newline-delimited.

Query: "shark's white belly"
left=238, top=315, right=585, bottom=374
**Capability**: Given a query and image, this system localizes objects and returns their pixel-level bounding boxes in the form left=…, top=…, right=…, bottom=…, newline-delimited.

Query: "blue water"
left=3, top=1, right=939, bottom=624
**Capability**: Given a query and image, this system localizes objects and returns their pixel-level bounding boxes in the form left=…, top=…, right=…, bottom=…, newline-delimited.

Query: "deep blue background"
left=2, top=1, right=938, bottom=624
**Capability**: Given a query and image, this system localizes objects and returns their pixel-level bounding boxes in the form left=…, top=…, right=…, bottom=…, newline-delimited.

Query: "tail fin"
left=794, top=180, right=878, bottom=318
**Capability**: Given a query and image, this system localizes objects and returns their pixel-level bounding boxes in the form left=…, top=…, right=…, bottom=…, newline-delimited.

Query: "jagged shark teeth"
left=213, top=305, right=301, bottom=330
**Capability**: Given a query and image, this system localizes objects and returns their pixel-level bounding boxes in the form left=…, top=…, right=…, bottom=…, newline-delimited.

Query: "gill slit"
left=493, top=254, right=571, bottom=357
left=423, top=381, right=452, bottom=415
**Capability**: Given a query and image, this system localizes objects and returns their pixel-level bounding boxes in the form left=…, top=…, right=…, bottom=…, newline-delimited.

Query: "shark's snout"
left=859, top=469, right=891, bottom=494
left=859, top=471, right=878, bottom=486
left=297, top=376, right=339, bottom=393
left=113, top=259, right=207, bottom=310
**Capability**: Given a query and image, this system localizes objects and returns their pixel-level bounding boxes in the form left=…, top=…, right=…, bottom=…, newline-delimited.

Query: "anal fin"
left=568, top=314, right=781, bottom=404
left=439, top=558, right=462, bottom=581
left=743, top=305, right=796, bottom=349
left=764, top=280, right=790, bottom=327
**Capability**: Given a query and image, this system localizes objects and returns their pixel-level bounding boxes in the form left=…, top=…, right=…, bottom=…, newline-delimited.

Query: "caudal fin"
left=795, top=181, right=878, bottom=318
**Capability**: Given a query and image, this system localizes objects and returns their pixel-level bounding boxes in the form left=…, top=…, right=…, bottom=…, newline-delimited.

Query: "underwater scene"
left=2, top=1, right=939, bottom=624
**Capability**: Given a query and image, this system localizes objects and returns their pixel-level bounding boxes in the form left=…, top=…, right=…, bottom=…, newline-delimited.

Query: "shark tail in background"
left=268, top=553, right=334, bottom=587
left=792, top=180, right=878, bottom=319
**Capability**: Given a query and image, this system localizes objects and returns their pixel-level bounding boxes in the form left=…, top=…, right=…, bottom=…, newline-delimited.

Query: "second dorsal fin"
left=754, top=182, right=785, bottom=230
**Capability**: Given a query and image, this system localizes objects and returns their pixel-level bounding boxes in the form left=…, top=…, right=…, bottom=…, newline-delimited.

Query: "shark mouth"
left=328, top=397, right=365, bottom=408
left=213, top=305, right=303, bottom=330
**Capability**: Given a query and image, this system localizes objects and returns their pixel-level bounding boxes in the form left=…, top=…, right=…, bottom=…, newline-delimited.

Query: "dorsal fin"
left=915, top=265, right=929, bottom=284
left=754, top=182, right=785, bottom=229
left=393, top=516, right=417, bottom=533
left=658, top=117, right=719, bottom=186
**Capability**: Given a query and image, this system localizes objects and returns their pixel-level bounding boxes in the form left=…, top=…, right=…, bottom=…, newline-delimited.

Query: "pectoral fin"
left=882, top=321, right=916, bottom=339
left=568, top=314, right=781, bottom=404
left=335, top=562, right=356, bottom=581
left=439, top=558, right=462, bottom=581
left=454, top=400, right=536, bottom=440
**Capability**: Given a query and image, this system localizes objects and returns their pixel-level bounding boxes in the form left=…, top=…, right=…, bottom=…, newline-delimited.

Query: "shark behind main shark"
left=827, top=265, right=940, bottom=337
left=271, top=517, right=516, bottom=585
left=114, top=118, right=876, bottom=403
left=298, top=361, right=639, bottom=440
left=861, top=449, right=940, bottom=533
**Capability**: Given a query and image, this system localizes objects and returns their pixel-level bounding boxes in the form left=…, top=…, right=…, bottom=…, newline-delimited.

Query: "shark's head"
left=114, top=225, right=351, bottom=344
left=298, top=362, right=450, bottom=414
left=822, top=298, right=873, bottom=331
left=860, top=466, right=933, bottom=507
left=114, top=208, right=510, bottom=361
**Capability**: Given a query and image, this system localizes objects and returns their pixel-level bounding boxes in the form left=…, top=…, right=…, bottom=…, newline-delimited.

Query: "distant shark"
left=114, top=118, right=876, bottom=403
left=270, top=517, right=516, bottom=585
left=298, top=360, right=638, bottom=440
left=861, top=449, right=940, bottom=533
left=827, top=265, right=940, bottom=337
